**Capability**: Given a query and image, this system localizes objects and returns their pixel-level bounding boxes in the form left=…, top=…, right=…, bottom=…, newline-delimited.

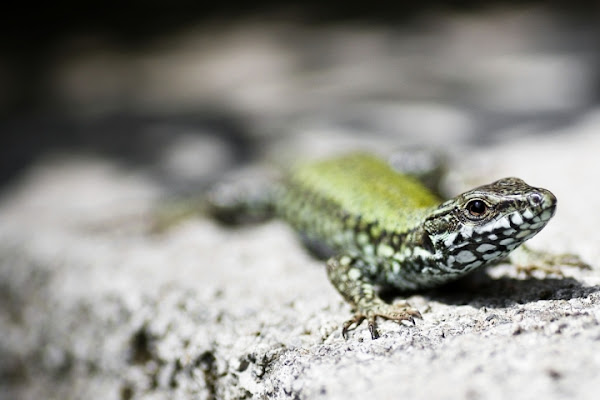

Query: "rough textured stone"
left=1, top=120, right=600, bottom=400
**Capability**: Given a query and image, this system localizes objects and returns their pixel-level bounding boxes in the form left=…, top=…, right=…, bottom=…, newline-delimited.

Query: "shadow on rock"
left=423, top=270, right=600, bottom=309
left=380, top=269, right=599, bottom=309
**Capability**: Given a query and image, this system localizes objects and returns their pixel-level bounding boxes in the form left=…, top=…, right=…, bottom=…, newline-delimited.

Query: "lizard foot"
left=511, top=246, right=591, bottom=277
left=341, top=303, right=422, bottom=340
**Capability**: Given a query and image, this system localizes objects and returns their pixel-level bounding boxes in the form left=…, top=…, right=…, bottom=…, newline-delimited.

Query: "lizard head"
left=423, top=177, right=557, bottom=272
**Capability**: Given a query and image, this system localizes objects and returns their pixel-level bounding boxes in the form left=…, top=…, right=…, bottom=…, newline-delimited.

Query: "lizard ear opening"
left=421, top=232, right=436, bottom=254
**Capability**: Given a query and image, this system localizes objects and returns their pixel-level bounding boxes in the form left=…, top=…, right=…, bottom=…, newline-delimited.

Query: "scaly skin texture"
left=276, top=154, right=562, bottom=339
left=205, top=153, right=588, bottom=339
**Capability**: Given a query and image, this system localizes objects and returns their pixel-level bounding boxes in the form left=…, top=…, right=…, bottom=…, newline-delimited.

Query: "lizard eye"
left=466, top=199, right=487, bottom=217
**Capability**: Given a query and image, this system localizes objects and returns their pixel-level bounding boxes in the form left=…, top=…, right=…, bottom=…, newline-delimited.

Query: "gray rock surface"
left=1, top=119, right=600, bottom=400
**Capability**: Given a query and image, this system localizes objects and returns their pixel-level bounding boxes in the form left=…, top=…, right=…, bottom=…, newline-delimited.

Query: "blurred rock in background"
left=0, top=1, right=599, bottom=189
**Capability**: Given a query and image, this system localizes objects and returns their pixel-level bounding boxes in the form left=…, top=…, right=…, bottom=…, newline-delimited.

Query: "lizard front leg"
left=509, top=244, right=592, bottom=276
left=326, top=255, right=422, bottom=339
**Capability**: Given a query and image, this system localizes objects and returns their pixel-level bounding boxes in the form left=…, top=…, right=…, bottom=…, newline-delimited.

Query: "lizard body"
left=208, top=153, right=576, bottom=339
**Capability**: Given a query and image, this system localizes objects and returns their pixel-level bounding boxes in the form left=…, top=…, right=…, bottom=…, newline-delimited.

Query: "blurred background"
left=1, top=1, right=599, bottom=193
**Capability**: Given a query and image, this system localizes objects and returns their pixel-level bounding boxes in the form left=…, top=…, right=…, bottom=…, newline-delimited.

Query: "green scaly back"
left=279, top=153, right=440, bottom=252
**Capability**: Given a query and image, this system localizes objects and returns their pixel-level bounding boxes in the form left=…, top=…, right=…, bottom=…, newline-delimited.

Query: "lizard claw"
left=342, top=315, right=365, bottom=340
left=555, top=253, right=592, bottom=270
left=341, top=303, right=422, bottom=339
left=368, top=318, right=379, bottom=340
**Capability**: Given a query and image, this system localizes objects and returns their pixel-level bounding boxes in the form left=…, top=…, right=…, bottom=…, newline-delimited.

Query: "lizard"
left=205, top=152, right=588, bottom=339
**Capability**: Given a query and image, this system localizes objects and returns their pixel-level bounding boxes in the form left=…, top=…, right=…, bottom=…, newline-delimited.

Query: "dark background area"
left=2, top=1, right=598, bottom=114
left=1, top=1, right=599, bottom=188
